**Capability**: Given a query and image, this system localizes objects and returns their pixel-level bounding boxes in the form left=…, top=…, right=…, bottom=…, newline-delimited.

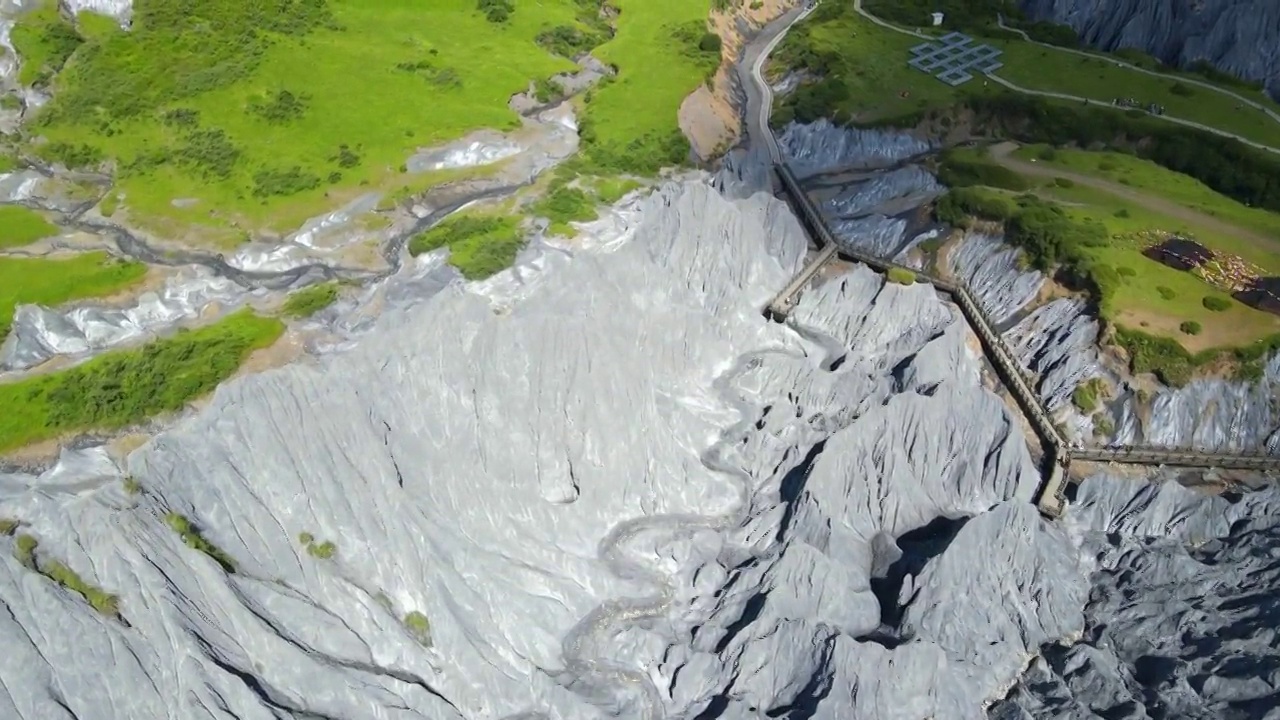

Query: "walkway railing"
left=768, top=163, right=1280, bottom=517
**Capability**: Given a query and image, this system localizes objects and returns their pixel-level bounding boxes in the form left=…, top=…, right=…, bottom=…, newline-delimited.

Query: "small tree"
left=699, top=32, right=723, bottom=54
left=1180, top=320, right=1202, bottom=335
left=1202, top=295, right=1231, bottom=312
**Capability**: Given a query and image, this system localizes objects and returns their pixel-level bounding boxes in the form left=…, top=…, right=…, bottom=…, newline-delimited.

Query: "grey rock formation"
left=992, top=475, right=1280, bottom=719
left=829, top=214, right=909, bottom=257
left=1117, top=376, right=1280, bottom=453
left=1019, top=0, right=1280, bottom=98
left=1004, top=298, right=1105, bottom=413
left=777, top=119, right=935, bottom=178
left=946, top=231, right=1044, bottom=325
left=819, top=166, right=944, bottom=220
left=0, top=169, right=1099, bottom=719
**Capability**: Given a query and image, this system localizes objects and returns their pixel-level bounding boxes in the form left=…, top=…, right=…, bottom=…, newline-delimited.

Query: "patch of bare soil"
left=680, top=0, right=799, bottom=159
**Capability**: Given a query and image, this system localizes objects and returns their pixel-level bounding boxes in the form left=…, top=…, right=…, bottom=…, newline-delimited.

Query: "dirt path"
left=989, top=142, right=1279, bottom=250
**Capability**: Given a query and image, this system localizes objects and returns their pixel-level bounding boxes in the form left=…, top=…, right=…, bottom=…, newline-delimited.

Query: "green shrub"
left=698, top=32, right=723, bottom=54
left=1180, top=320, right=1202, bottom=335
left=531, top=186, right=597, bottom=227
left=404, top=610, right=432, bottom=645
left=1202, top=295, right=1231, bottom=312
left=14, top=534, right=38, bottom=568
left=1116, top=266, right=1136, bottom=278
left=1092, top=413, right=1115, bottom=437
left=536, top=24, right=606, bottom=59
left=282, top=282, right=340, bottom=318
left=247, top=89, right=310, bottom=125
left=298, top=531, right=315, bottom=545
left=1113, top=208, right=1130, bottom=218
left=408, top=214, right=525, bottom=280
left=1037, top=146, right=1058, bottom=161
left=1114, top=326, right=1195, bottom=386
left=1157, top=286, right=1176, bottom=300
left=934, top=187, right=1015, bottom=225
left=1169, top=81, right=1194, bottom=97
left=477, top=0, right=514, bottom=22
left=886, top=267, right=916, bottom=285
left=0, top=206, right=58, bottom=250
left=0, top=519, right=18, bottom=535
left=1071, top=378, right=1107, bottom=413
left=42, top=560, right=120, bottom=616
left=306, top=540, right=337, bottom=559
left=165, top=513, right=237, bottom=573
left=122, top=476, right=143, bottom=495
left=533, top=77, right=560, bottom=103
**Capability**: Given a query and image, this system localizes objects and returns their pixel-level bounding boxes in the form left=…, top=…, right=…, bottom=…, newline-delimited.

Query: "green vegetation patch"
left=0, top=310, right=283, bottom=452
left=0, top=206, right=59, bottom=249
left=580, top=0, right=714, bottom=174
left=530, top=185, right=598, bottom=235
left=1071, top=377, right=1108, bottom=414
left=14, top=534, right=38, bottom=568
left=42, top=558, right=121, bottom=616
left=404, top=610, right=432, bottom=645
left=165, top=513, right=237, bottom=573
left=408, top=213, right=525, bottom=280
left=298, top=531, right=337, bottom=559
left=0, top=518, right=19, bottom=535
left=0, top=252, right=147, bottom=340
left=282, top=281, right=341, bottom=318
left=19, top=0, right=584, bottom=238
left=886, top=267, right=917, bottom=285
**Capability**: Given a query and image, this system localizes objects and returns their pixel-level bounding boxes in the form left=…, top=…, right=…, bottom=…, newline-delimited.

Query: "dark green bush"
left=1114, top=326, right=1196, bottom=386
left=934, top=187, right=1015, bottom=225
left=1202, top=295, right=1231, bottom=312
left=1116, top=265, right=1136, bottom=277
left=247, top=89, right=310, bottom=124
left=1169, top=81, right=1194, bottom=97
left=252, top=166, right=321, bottom=198
left=165, top=513, right=237, bottom=573
left=536, top=24, right=606, bottom=58
left=698, top=32, right=723, bottom=54
left=1157, top=285, right=1176, bottom=300
left=1180, top=320, right=1202, bottom=335
left=477, top=0, right=514, bottom=23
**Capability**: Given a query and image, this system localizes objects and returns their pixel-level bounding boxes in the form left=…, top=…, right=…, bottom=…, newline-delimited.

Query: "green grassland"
left=1, top=253, right=147, bottom=339
left=0, top=206, right=59, bottom=248
left=0, top=309, right=283, bottom=452
left=12, top=0, right=714, bottom=242
left=1035, top=180, right=1280, bottom=349
left=772, top=1, right=1280, bottom=150
left=992, top=44, right=1280, bottom=149
left=580, top=0, right=716, bottom=172
left=14, top=0, right=587, bottom=241
left=281, top=281, right=342, bottom=318
left=772, top=3, right=963, bottom=125
left=940, top=144, right=1280, bottom=377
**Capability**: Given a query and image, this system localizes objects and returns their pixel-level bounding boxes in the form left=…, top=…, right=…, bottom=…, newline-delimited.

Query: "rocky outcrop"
left=1004, top=298, right=1104, bottom=413
left=946, top=231, right=1044, bottom=325
left=992, top=475, right=1280, bottom=719
left=1018, top=0, right=1280, bottom=98
left=778, top=119, right=935, bottom=178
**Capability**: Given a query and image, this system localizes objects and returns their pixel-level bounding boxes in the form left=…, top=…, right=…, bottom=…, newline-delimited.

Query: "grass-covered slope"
left=0, top=206, right=59, bottom=249
left=0, top=309, right=283, bottom=452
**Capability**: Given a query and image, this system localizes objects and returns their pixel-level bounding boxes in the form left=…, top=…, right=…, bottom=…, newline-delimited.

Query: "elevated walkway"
left=769, top=164, right=1280, bottom=517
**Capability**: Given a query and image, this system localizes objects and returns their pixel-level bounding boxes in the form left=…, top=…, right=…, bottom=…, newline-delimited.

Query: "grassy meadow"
left=0, top=206, right=59, bottom=249
left=15, top=0, right=586, bottom=240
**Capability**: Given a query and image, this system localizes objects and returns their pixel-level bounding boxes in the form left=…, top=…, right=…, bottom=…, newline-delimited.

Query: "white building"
left=931, top=12, right=945, bottom=26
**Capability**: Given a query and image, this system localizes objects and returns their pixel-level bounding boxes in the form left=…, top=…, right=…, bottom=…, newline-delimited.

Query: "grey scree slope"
left=0, top=168, right=1268, bottom=719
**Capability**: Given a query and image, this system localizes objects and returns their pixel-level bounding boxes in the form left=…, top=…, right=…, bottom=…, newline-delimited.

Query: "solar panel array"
left=908, top=32, right=1004, bottom=86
